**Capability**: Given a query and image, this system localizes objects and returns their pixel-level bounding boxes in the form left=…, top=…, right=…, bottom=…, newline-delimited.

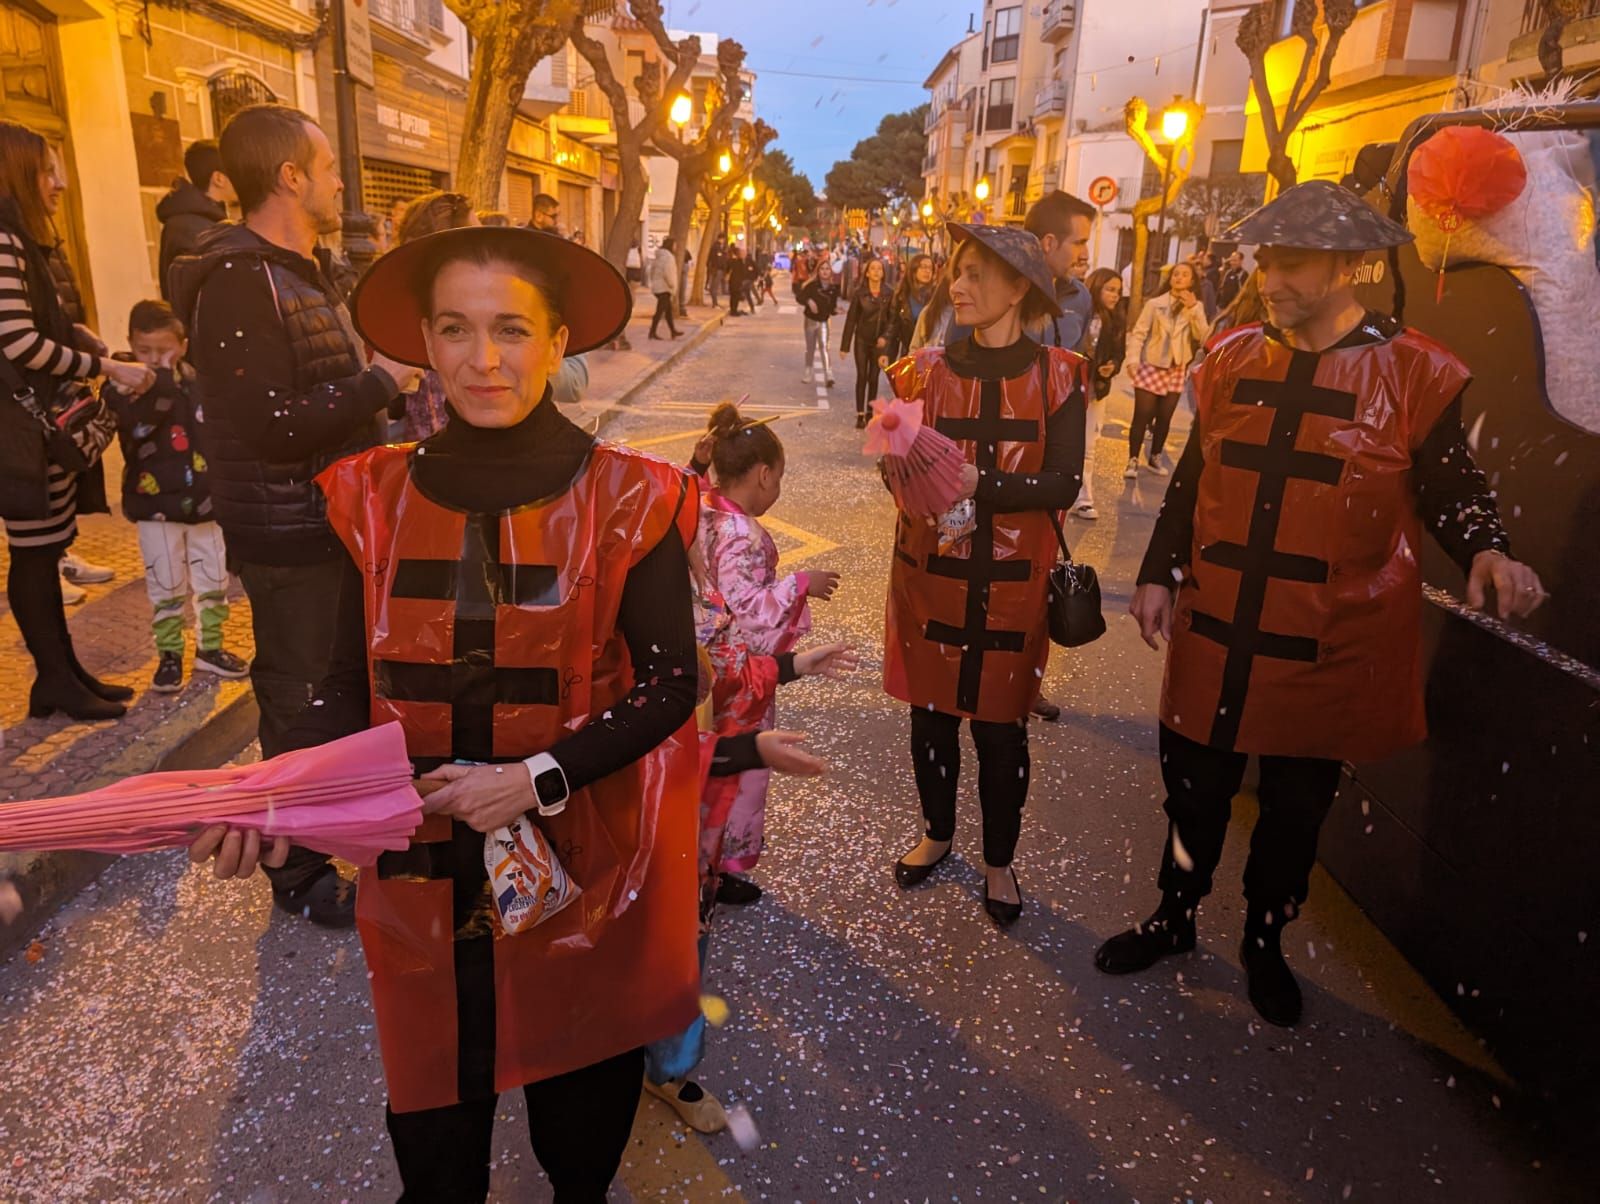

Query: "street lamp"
left=1155, top=96, right=1194, bottom=283
left=741, top=181, right=756, bottom=202
left=669, top=93, right=692, bottom=127
left=717, top=151, right=732, bottom=177
left=921, top=199, right=933, bottom=220
left=974, top=177, right=991, bottom=203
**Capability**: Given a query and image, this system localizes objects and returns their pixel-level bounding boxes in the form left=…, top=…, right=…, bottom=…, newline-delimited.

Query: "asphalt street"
left=0, top=297, right=1589, bottom=1203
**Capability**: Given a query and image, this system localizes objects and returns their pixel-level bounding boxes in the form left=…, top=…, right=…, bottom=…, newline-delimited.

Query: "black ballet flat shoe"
left=714, top=874, right=763, bottom=906
left=74, top=666, right=134, bottom=703
left=983, top=867, right=1023, bottom=927
left=1094, top=906, right=1197, bottom=975
left=893, top=844, right=950, bottom=889
left=855, top=413, right=868, bottom=429
left=1240, top=934, right=1302, bottom=1026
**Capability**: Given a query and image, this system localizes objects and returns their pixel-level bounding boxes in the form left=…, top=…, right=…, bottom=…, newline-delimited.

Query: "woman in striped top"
left=0, top=120, right=153, bottom=720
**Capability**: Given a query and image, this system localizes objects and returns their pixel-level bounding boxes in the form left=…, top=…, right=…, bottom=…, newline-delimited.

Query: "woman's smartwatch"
left=522, top=752, right=569, bottom=816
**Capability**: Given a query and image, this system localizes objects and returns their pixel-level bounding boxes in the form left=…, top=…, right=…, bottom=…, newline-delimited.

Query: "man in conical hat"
left=1094, top=180, right=1547, bottom=1025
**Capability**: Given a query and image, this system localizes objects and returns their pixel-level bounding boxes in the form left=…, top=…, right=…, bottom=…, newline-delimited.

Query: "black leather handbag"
left=0, top=353, right=52, bottom=521
left=1046, top=511, right=1106, bottom=649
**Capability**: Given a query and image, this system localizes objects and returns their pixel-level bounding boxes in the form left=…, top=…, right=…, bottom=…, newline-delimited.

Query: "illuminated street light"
left=1160, top=100, right=1189, bottom=143
left=717, top=151, right=732, bottom=176
left=669, top=94, right=692, bottom=127
left=742, top=181, right=756, bottom=202
left=974, top=177, right=991, bottom=202
left=921, top=199, right=933, bottom=219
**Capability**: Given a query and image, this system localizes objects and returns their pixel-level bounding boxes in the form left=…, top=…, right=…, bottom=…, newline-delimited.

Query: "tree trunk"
left=604, top=140, right=650, bottom=272
left=668, top=165, right=702, bottom=316
left=455, top=27, right=531, bottom=207
left=1265, top=148, right=1298, bottom=197
left=691, top=187, right=721, bottom=312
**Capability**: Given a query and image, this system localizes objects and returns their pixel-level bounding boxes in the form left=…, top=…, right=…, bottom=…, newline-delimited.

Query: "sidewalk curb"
left=588, top=309, right=729, bottom=439
left=1, top=689, right=260, bottom=962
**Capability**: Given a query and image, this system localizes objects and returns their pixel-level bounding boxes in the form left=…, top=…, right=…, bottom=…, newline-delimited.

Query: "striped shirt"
left=0, top=228, right=100, bottom=549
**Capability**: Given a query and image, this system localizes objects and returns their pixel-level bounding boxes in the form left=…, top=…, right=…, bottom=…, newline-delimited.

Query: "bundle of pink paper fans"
left=0, top=723, right=423, bottom=866
left=862, top=397, right=968, bottom=518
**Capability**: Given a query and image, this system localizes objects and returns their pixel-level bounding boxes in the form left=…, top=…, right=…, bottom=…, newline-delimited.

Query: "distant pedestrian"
left=103, top=300, right=247, bottom=693
left=1217, top=250, right=1249, bottom=311
left=625, top=240, right=643, bottom=284
left=1215, top=269, right=1266, bottom=333
left=1070, top=268, right=1126, bottom=521
left=156, top=139, right=234, bottom=300
left=529, top=192, right=560, bottom=233
left=1124, top=261, right=1209, bottom=479
left=840, top=256, right=892, bottom=428
left=709, top=241, right=727, bottom=304
left=887, top=252, right=935, bottom=361
left=648, top=236, right=682, bottom=339
left=797, top=259, right=839, bottom=385
left=727, top=245, right=749, bottom=317
left=0, top=118, right=153, bottom=722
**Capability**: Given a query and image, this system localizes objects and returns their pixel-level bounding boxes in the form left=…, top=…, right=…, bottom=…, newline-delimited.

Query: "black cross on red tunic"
left=372, top=509, right=564, bottom=1101
left=375, top=512, right=562, bottom=762
left=1193, top=349, right=1357, bottom=749
left=921, top=377, right=1040, bottom=714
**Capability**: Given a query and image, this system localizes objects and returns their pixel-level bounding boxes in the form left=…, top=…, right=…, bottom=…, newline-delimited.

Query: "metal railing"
left=1033, top=79, right=1066, bottom=117
left=370, top=0, right=441, bottom=37
left=1520, top=0, right=1600, bottom=36
left=1042, top=0, right=1077, bottom=39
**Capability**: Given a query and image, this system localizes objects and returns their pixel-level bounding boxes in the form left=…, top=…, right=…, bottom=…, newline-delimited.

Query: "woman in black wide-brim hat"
left=191, top=226, right=705, bottom=1202
left=883, top=222, right=1088, bottom=925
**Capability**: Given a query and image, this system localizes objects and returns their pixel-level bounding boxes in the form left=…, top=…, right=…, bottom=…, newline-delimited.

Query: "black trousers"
left=7, top=537, right=73, bottom=685
left=235, top=557, right=347, bottom=893
left=910, top=707, right=1030, bottom=867
left=386, top=1047, right=645, bottom=1203
left=852, top=340, right=882, bottom=416
left=728, top=283, right=744, bottom=315
left=649, top=291, right=678, bottom=336
left=1129, top=388, right=1180, bottom=459
left=1156, top=723, right=1344, bottom=920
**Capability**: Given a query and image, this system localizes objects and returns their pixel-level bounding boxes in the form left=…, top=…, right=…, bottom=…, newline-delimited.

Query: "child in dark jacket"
left=104, top=300, right=247, bottom=693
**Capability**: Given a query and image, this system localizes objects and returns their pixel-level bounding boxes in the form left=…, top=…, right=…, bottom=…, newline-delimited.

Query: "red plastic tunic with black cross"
left=882, top=345, right=1085, bottom=723
left=317, top=442, right=702, bottom=1115
left=1162, top=323, right=1468, bottom=762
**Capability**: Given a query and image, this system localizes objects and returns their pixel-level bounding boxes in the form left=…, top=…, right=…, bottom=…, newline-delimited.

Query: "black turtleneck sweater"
left=284, top=395, right=708, bottom=789
left=943, top=334, right=1086, bottom=513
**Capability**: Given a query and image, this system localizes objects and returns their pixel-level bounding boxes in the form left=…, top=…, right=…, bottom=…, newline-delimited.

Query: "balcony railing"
left=371, top=0, right=444, bottom=37
left=1033, top=79, right=1066, bottom=118
left=1042, top=0, right=1077, bottom=44
left=1520, top=1, right=1600, bottom=37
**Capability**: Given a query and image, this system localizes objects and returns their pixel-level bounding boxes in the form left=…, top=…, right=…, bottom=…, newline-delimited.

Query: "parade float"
left=1328, top=94, right=1600, bottom=1103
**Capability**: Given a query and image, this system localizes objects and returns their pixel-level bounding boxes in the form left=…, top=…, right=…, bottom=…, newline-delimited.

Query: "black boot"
left=10, top=547, right=126, bottom=721
left=63, top=633, right=134, bottom=702
left=1241, top=908, right=1302, bottom=1026
left=1094, top=894, right=1197, bottom=974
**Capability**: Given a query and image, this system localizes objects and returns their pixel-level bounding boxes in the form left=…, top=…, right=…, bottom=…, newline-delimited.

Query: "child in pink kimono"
left=696, top=402, right=841, bottom=903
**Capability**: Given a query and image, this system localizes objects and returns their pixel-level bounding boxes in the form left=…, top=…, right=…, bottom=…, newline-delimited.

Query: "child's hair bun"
left=707, top=401, right=745, bottom=442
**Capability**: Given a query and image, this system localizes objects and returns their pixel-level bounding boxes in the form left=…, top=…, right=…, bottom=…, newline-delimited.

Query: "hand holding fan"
left=863, top=397, right=968, bottom=519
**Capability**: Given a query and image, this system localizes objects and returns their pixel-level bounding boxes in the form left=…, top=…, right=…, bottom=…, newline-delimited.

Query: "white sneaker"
left=1123, top=458, right=1139, bottom=480
left=59, top=574, right=87, bottom=606
left=60, top=550, right=114, bottom=585
left=801, top=368, right=812, bottom=383
left=1071, top=501, right=1098, bottom=521
left=1146, top=452, right=1172, bottom=477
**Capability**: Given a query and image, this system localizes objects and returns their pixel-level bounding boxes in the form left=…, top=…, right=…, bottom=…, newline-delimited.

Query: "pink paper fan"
left=867, top=399, right=967, bottom=518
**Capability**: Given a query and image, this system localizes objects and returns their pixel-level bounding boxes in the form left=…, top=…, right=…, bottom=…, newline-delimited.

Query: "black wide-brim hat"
left=946, top=222, right=1063, bottom=318
left=350, top=227, right=633, bottom=367
left=1220, top=179, right=1413, bottom=251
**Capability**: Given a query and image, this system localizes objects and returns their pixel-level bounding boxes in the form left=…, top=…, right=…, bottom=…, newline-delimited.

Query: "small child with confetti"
left=694, top=401, right=841, bottom=905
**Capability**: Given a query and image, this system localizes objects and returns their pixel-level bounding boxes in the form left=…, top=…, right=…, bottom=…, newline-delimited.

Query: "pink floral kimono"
left=698, top=490, right=812, bottom=871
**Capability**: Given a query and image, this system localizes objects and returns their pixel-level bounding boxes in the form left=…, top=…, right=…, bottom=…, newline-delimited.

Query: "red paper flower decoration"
left=1410, top=125, right=1527, bottom=223
left=1408, top=126, right=1527, bottom=300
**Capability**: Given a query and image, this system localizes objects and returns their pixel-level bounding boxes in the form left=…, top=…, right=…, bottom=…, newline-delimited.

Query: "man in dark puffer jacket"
left=170, top=103, right=421, bottom=927
left=156, top=139, right=233, bottom=301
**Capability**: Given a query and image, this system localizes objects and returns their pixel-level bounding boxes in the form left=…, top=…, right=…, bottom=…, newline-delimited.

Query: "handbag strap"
left=1034, top=345, right=1074, bottom=567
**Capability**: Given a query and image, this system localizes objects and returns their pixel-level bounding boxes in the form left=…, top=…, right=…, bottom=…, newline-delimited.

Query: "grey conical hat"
left=1220, top=179, right=1413, bottom=250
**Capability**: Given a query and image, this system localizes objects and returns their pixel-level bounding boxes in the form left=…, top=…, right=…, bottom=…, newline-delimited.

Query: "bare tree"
left=446, top=0, right=585, bottom=206
left=653, top=39, right=748, bottom=312
left=1237, top=0, right=1357, bottom=194
left=690, top=119, right=777, bottom=307
left=569, top=2, right=701, bottom=271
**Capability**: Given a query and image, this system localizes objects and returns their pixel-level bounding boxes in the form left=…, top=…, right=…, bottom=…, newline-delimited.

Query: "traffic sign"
left=1088, top=176, right=1119, bottom=207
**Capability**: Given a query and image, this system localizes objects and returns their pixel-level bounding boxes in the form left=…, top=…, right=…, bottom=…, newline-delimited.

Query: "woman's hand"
left=955, top=462, right=980, bottom=501
left=417, top=763, right=536, bottom=833
left=804, top=570, right=841, bottom=600
left=878, top=356, right=890, bottom=369
left=793, top=642, right=859, bottom=680
left=1467, top=550, right=1547, bottom=619
left=104, top=358, right=156, bottom=395
left=1129, top=583, right=1176, bottom=650
left=692, top=430, right=716, bottom=469
left=187, top=824, right=291, bottom=879
left=755, top=730, right=827, bottom=776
